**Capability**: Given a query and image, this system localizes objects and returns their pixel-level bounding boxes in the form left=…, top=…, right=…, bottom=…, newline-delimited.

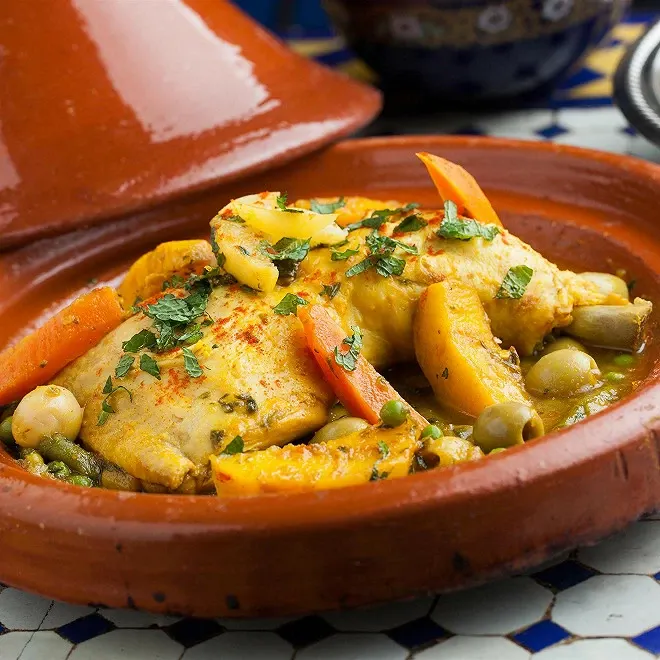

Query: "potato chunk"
left=211, top=421, right=420, bottom=496
left=414, top=280, right=530, bottom=417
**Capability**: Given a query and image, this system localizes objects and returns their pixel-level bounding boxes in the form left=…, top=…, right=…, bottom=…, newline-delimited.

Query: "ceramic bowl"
left=0, top=136, right=659, bottom=618
left=0, top=0, right=380, bottom=250
left=324, top=0, right=629, bottom=107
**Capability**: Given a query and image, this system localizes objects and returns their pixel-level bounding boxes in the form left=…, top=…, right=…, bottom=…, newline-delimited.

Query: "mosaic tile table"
left=4, top=13, right=660, bottom=660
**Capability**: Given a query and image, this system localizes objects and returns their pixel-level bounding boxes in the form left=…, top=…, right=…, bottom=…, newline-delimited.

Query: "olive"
left=580, top=272, right=629, bottom=300
left=379, top=400, right=408, bottom=428
left=541, top=337, right=586, bottom=356
left=327, top=403, right=349, bottom=423
left=525, top=349, right=600, bottom=397
left=311, top=417, right=369, bottom=444
left=0, top=416, right=13, bottom=443
left=473, top=402, right=545, bottom=453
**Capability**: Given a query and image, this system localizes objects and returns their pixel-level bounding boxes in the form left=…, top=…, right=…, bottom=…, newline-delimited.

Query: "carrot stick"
left=0, top=287, right=124, bottom=405
left=298, top=305, right=427, bottom=428
left=417, top=152, right=503, bottom=227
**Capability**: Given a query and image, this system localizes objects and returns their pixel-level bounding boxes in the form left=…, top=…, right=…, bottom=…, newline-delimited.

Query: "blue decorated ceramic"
left=324, top=0, right=630, bottom=105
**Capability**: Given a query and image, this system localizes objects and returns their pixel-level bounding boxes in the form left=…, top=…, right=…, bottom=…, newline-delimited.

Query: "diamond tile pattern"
left=1, top=37, right=660, bottom=656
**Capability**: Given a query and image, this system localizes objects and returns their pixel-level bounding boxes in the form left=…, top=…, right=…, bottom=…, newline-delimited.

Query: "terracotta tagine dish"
left=0, top=0, right=380, bottom=250
left=0, top=136, right=659, bottom=618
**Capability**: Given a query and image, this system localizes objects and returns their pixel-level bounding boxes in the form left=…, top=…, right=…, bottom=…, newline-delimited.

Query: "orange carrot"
left=298, top=305, right=427, bottom=428
left=417, top=152, right=503, bottom=227
left=0, top=287, right=124, bottom=405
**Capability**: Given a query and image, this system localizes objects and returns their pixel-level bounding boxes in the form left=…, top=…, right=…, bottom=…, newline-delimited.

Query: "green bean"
left=101, top=467, right=141, bottom=492
left=38, top=434, right=101, bottom=480
left=0, top=416, right=13, bottom=444
left=64, top=475, right=94, bottom=488
left=47, top=461, right=71, bottom=478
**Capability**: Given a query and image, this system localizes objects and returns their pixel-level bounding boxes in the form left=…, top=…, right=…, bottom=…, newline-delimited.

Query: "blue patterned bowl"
left=324, top=0, right=629, bottom=105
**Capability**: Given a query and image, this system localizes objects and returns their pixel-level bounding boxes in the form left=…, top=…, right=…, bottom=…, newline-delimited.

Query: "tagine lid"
left=0, top=0, right=381, bottom=249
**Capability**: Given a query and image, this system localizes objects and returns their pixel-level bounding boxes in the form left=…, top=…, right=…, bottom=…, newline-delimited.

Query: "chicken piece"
left=52, top=199, right=629, bottom=492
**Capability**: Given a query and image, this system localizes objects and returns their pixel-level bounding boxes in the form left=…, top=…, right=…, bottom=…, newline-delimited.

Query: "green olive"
left=541, top=337, right=586, bottom=356
left=0, top=416, right=13, bottom=443
left=379, top=400, right=408, bottom=428
left=327, top=402, right=349, bottom=423
left=473, top=402, right=545, bottom=453
left=311, top=417, right=369, bottom=444
left=525, top=349, right=600, bottom=397
left=579, top=272, right=629, bottom=300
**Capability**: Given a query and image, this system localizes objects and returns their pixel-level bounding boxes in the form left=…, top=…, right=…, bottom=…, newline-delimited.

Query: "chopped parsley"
left=320, top=283, right=341, bottom=300
left=222, top=435, right=245, bottom=455
left=437, top=200, right=500, bottom=241
left=331, top=246, right=359, bottom=261
left=236, top=393, right=258, bottom=414
left=441, top=367, right=449, bottom=379
left=394, top=214, right=427, bottom=233
left=333, top=325, right=363, bottom=372
left=139, top=353, right=161, bottom=380
left=273, top=293, right=309, bottom=316
left=182, top=347, right=203, bottom=378
left=114, top=354, right=134, bottom=378
left=122, top=329, right=157, bottom=353
left=276, top=193, right=303, bottom=213
left=495, top=265, right=534, bottom=299
left=370, top=466, right=390, bottom=481
left=162, top=274, right=185, bottom=291
left=345, top=230, right=415, bottom=279
left=261, top=237, right=310, bottom=262
left=346, top=202, right=419, bottom=232
left=378, top=440, right=390, bottom=459
left=97, top=376, right=132, bottom=426
left=225, top=214, right=245, bottom=223
left=310, top=197, right=345, bottom=214
left=237, top=246, right=251, bottom=256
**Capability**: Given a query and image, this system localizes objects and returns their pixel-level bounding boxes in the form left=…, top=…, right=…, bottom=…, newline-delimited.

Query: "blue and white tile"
left=216, top=615, right=297, bottom=630
left=68, top=629, right=183, bottom=660
left=552, top=575, right=660, bottom=637
left=555, top=107, right=629, bottom=133
left=578, top=521, right=660, bottom=575
left=0, top=588, right=52, bottom=630
left=473, top=110, right=552, bottom=140
left=297, top=633, right=407, bottom=660
left=432, top=577, right=552, bottom=635
left=627, top=135, right=660, bottom=163
left=414, top=635, right=530, bottom=659
left=534, top=638, right=654, bottom=659
left=0, top=631, right=32, bottom=660
left=101, top=608, right=180, bottom=628
left=182, top=632, right=293, bottom=659
left=322, top=596, right=434, bottom=632
left=551, top=129, right=630, bottom=154
left=40, top=601, right=94, bottom=629
left=20, top=631, right=73, bottom=660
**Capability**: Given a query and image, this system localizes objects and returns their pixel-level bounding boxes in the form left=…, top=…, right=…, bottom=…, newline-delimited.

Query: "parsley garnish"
left=345, top=230, right=415, bottom=279
left=276, top=193, right=304, bottom=213
left=237, top=246, right=250, bottom=256
left=222, top=435, right=244, bottom=455
left=182, top=347, right=203, bottom=378
left=114, top=354, right=134, bottom=378
left=97, top=376, right=132, bottom=426
left=162, top=274, right=185, bottom=291
left=496, top=265, right=534, bottom=299
left=441, top=367, right=449, bottom=379
left=370, top=466, right=390, bottom=481
left=437, top=201, right=500, bottom=241
left=378, top=440, right=390, bottom=459
left=122, top=329, right=157, bottom=353
left=225, top=214, right=245, bottom=223
left=310, top=197, right=345, bottom=214
left=273, top=293, right=309, bottom=316
left=139, top=354, right=161, bottom=380
left=261, top=237, right=310, bottom=262
left=394, top=214, right=427, bottom=233
left=333, top=325, right=363, bottom=372
left=320, top=283, right=341, bottom=300
left=346, top=202, right=419, bottom=232
left=331, top=247, right=359, bottom=261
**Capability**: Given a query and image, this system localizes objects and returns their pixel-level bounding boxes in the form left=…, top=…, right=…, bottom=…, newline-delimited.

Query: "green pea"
left=0, top=416, right=13, bottom=443
left=605, top=371, right=626, bottom=383
left=47, top=461, right=71, bottom=478
left=379, top=400, right=408, bottom=428
left=613, top=354, right=635, bottom=368
left=64, top=475, right=94, bottom=488
left=420, top=425, right=442, bottom=440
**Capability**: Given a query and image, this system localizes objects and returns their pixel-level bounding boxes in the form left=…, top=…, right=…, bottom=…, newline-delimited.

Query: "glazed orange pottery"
left=0, top=137, right=659, bottom=617
left=0, top=0, right=380, bottom=250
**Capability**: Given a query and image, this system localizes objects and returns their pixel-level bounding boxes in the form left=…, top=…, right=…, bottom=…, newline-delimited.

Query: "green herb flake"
left=182, top=347, right=203, bottom=378
left=333, top=325, right=363, bottom=372
left=98, top=378, right=132, bottom=426
left=273, top=293, right=309, bottom=316
left=261, top=237, right=311, bottom=262
left=441, top=367, right=449, bottom=379
left=495, top=265, right=534, bottom=299
left=345, top=230, right=413, bottom=279
left=122, top=329, right=157, bottom=353
left=346, top=202, right=420, bottom=232
left=139, top=354, right=161, bottom=380
left=378, top=440, right=390, bottom=459
left=437, top=200, right=500, bottom=242
left=114, top=354, right=135, bottom=378
left=394, top=214, right=427, bottom=233
left=102, top=376, right=114, bottom=395
left=237, top=246, right=251, bottom=256
left=331, top=247, right=359, bottom=261
left=310, top=197, right=345, bottom=214
left=276, top=192, right=304, bottom=213
left=223, top=435, right=245, bottom=455
left=225, top=214, right=245, bottom=223
left=320, top=283, right=341, bottom=300
left=370, top=466, right=390, bottom=481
